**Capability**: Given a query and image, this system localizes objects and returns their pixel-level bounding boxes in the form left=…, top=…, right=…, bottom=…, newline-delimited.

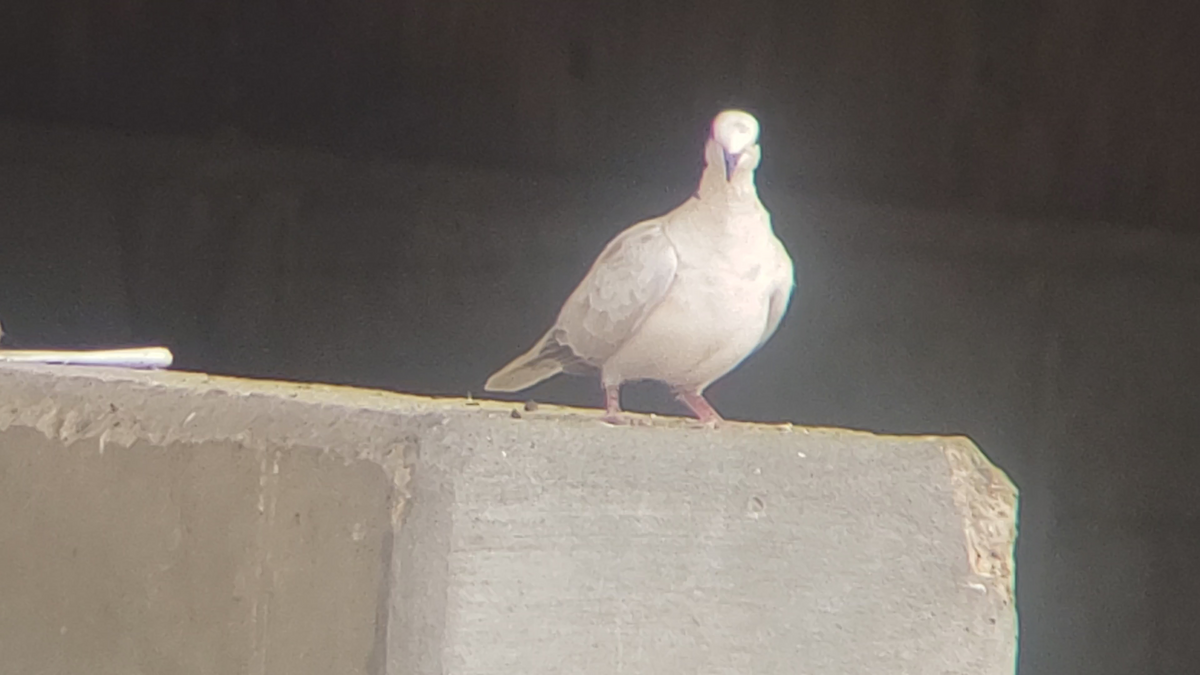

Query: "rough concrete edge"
left=0, top=365, right=1023, bottom=535
left=940, top=435, right=1019, bottom=607
left=0, top=363, right=822, bottom=433
left=0, top=364, right=1013, bottom=447
left=0, top=364, right=900, bottom=521
left=0, top=364, right=425, bottom=529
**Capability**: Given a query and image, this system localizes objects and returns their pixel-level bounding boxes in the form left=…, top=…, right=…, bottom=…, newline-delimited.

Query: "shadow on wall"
left=0, top=122, right=1199, bottom=675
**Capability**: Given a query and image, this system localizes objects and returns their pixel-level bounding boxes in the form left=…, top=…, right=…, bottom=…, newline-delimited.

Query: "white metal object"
left=0, top=347, right=174, bottom=369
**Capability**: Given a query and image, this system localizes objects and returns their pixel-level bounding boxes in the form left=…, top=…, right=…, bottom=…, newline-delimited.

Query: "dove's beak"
left=722, top=150, right=739, bottom=181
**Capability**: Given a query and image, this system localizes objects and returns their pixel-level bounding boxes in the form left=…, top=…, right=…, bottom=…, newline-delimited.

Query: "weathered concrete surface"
left=3, top=120, right=1197, bottom=674
left=0, top=363, right=1017, bottom=674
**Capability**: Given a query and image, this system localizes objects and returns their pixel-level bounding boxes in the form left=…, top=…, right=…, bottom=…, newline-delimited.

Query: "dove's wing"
left=753, top=243, right=795, bottom=354
left=483, top=218, right=678, bottom=393
left=554, top=219, right=679, bottom=364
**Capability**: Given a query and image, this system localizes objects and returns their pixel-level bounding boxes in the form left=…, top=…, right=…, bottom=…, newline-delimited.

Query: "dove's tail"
left=484, top=337, right=565, bottom=393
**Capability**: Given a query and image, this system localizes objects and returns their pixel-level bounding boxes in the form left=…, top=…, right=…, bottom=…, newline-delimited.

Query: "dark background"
left=2, top=1, right=1199, bottom=673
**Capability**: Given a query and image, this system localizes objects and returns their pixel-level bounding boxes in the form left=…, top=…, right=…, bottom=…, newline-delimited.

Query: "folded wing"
left=484, top=219, right=679, bottom=392
left=556, top=220, right=679, bottom=362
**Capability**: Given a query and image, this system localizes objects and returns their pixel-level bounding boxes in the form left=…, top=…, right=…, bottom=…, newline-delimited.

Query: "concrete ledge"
left=0, top=364, right=1017, bottom=674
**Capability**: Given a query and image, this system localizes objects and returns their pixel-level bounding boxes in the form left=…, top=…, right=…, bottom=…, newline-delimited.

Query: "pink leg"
left=601, top=384, right=628, bottom=425
left=675, top=390, right=724, bottom=426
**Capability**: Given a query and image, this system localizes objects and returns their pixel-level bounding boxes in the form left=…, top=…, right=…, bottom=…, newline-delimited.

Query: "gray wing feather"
left=554, top=220, right=679, bottom=364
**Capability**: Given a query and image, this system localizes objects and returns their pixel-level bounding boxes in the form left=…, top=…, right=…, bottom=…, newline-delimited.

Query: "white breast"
left=599, top=231, right=783, bottom=389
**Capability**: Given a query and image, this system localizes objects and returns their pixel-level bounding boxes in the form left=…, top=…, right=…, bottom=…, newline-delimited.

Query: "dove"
left=485, top=109, right=794, bottom=426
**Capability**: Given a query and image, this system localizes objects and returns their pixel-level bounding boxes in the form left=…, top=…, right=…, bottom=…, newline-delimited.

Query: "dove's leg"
left=601, top=384, right=629, bottom=425
left=602, top=385, right=626, bottom=424
left=675, top=389, right=724, bottom=426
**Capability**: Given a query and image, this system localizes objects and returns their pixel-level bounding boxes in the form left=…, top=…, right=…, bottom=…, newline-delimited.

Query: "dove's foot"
left=601, top=384, right=628, bottom=425
left=675, top=389, right=724, bottom=427
left=601, top=412, right=631, bottom=426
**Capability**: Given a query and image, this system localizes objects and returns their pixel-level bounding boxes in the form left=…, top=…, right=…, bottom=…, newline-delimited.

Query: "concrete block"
left=0, top=364, right=1017, bottom=674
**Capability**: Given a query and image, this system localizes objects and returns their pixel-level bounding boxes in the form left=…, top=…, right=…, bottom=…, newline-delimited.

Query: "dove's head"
left=711, top=110, right=761, bottom=181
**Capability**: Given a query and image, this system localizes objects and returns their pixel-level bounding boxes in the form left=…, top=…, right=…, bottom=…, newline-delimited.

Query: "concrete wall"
left=0, top=363, right=1017, bottom=674
left=0, top=121, right=1198, bottom=672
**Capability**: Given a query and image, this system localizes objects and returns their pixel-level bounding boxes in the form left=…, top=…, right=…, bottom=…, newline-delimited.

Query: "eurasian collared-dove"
left=485, top=109, right=794, bottom=425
